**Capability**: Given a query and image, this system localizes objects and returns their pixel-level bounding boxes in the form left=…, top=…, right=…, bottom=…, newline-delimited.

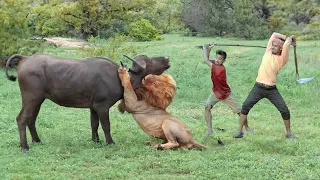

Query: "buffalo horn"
left=123, top=54, right=144, bottom=69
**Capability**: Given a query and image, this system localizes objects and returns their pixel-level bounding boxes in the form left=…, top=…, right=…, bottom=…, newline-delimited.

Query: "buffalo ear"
left=130, top=60, right=146, bottom=73
left=135, top=60, right=146, bottom=69
left=123, top=54, right=146, bottom=73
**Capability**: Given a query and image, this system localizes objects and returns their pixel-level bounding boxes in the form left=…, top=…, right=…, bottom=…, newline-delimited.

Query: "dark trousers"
left=241, top=82, right=290, bottom=120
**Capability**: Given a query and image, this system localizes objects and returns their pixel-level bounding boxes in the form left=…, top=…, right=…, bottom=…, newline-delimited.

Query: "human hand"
left=209, top=41, right=215, bottom=48
left=290, top=35, right=296, bottom=46
left=202, top=44, right=210, bottom=50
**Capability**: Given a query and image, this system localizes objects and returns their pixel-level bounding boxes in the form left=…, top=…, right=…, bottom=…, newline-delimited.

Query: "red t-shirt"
left=210, top=60, right=231, bottom=99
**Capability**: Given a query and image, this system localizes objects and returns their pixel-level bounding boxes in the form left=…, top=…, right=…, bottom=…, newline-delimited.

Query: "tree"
left=142, top=0, right=184, bottom=33
left=182, top=0, right=234, bottom=36
left=0, top=0, right=40, bottom=60
left=289, top=0, right=320, bottom=24
left=267, top=0, right=320, bottom=25
left=233, top=0, right=270, bottom=39
left=29, top=0, right=68, bottom=36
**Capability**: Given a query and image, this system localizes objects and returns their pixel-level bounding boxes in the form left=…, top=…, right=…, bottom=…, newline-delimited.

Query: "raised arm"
left=202, top=44, right=213, bottom=67
left=279, top=35, right=296, bottom=67
left=265, top=32, right=287, bottom=53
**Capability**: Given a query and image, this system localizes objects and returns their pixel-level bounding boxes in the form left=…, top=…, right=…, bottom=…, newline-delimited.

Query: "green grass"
left=1, top=34, right=320, bottom=179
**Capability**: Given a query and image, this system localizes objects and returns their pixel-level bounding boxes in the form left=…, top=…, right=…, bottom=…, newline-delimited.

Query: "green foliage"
left=280, top=22, right=320, bottom=40
left=182, top=0, right=320, bottom=40
left=0, top=0, right=43, bottom=59
left=201, top=0, right=235, bottom=36
left=81, top=34, right=141, bottom=60
left=267, top=10, right=287, bottom=31
left=233, top=0, right=271, bottom=39
left=29, top=0, right=68, bottom=36
left=128, top=19, right=162, bottom=41
left=142, top=0, right=184, bottom=33
left=29, top=0, right=170, bottom=40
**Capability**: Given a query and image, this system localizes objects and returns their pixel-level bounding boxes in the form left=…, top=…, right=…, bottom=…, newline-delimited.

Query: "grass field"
left=1, top=34, right=319, bottom=180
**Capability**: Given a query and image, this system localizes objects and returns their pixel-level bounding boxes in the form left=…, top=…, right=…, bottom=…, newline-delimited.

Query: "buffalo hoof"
left=21, top=148, right=29, bottom=153
left=92, top=139, right=102, bottom=144
left=106, top=141, right=115, bottom=145
left=32, top=139, right=41, bottom=143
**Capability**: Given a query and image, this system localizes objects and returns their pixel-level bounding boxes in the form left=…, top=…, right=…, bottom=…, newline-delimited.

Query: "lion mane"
left=118, top=73, right=176, bottom=112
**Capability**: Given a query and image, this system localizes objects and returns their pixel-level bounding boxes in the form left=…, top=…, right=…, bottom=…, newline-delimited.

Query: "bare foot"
left=245, top=127, right=254, bottom=134
left=205, top=130, right=213, bottom=136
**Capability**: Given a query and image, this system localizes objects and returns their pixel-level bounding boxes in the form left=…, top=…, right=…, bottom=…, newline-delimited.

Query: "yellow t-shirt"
left=256, top=32, right=292, bottom=86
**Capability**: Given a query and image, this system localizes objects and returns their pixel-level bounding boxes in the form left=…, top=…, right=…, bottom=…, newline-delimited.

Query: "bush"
left=81, top=34, right=141, bottom=61
left=251, top=25, right=271, bottom=40
left=128, top=19, right=162, bottom=42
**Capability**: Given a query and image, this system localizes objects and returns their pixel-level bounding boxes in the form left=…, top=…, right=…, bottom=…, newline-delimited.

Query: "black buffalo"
left=5, top=54, right=170, bottom=151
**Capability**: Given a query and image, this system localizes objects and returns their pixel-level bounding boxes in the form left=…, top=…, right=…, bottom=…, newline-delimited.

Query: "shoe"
left=233, top=131, right=244, bottom=138
left=286, top=133, right=297, bottom=139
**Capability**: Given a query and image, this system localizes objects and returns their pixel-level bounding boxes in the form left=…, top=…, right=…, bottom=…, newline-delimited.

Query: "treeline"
left=1, top=0, right=320, bottom=59
left=183, top=0, right=320, bottom=40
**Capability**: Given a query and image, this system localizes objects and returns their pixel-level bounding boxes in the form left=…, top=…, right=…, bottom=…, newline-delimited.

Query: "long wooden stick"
left=293, top=45, right=299, bottom=79
left=195, top=44, right=266, bottom=49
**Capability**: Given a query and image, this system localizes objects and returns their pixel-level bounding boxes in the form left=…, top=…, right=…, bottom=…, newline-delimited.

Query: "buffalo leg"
left=90, top=108, right=100, bottom=142
left=17, top=74, right=45, bottom=151
left=99, top=110, right=114, bottom=144
left=17, top=99, right=43, bottom=152
left=28, top=101, right=44, bottom=143
left=16, top=108, right=29, bottom=152
left=94, top=106, right=114, bottom=145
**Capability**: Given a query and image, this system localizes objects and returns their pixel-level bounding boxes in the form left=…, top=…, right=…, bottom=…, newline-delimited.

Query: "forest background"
left=1, top=0, right=320, bottom=60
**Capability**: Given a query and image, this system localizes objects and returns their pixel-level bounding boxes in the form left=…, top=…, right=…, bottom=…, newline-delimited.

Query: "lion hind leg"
left=145, top=141, right=178, bottom=150
left=158, top=120, right=180, bottom=150
left=145, top=141, right=161, bottom=148
left=159, top=142, right=179, bottom=150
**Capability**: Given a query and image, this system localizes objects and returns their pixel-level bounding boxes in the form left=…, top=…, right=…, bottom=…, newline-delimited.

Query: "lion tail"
left=192, top=141, right=207, bottom=149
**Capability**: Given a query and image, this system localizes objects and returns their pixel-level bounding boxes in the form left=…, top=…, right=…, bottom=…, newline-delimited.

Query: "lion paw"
left=145, top=141, right=160, bottom=148
left=118, top=67, right=130, bottom=80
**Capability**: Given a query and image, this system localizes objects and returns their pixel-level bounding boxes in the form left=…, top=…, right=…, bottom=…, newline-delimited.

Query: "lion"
left=117, top=66, right=206, bottom=150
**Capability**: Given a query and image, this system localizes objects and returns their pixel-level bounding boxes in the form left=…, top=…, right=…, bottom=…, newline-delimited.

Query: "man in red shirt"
left=202, top=44, right=252, bottom=136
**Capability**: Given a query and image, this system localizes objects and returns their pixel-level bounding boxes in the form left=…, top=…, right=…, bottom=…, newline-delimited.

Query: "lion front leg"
left=117, top=67, right=131, bottom=87
left=117, top=67, right=139, bottom=109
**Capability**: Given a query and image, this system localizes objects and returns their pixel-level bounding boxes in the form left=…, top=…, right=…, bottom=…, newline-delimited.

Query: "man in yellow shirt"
left=233, top=32, right=297, bottom=139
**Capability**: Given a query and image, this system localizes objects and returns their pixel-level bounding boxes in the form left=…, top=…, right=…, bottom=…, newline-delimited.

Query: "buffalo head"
left=123, top=54, right=170, bottom=89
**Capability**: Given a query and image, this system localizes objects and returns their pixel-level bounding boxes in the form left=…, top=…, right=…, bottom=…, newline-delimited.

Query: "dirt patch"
left=43, top=37, right=88, bottom=48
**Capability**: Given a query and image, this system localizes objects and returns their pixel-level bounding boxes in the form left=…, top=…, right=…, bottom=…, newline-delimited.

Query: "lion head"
left=118, top=73, right=176, bottom=113
left=135, top=73, right=176, bottom=110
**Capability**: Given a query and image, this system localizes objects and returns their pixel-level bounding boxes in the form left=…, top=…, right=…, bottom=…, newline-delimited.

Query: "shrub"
left=128, top=19, right=161, bottom=42
left=81, top=34, right=141, bottom=61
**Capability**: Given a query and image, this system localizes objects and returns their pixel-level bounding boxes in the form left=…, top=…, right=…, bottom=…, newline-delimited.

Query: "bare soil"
left=43, top=37, right=87, bottom=47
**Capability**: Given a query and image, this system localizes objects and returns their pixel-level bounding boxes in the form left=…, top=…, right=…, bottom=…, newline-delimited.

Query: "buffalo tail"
left=5, top=54, right=26, bottom=81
